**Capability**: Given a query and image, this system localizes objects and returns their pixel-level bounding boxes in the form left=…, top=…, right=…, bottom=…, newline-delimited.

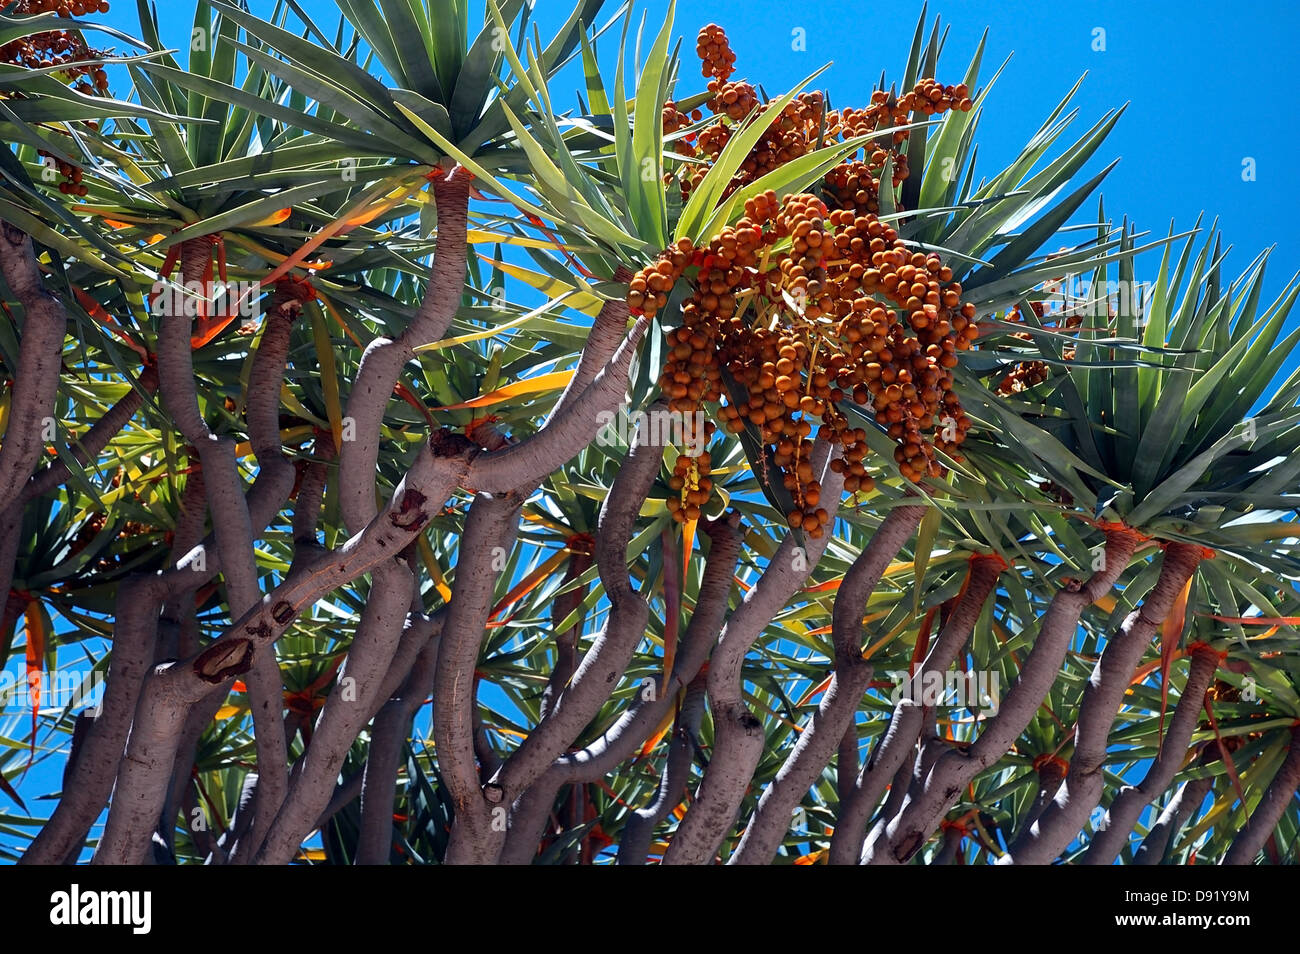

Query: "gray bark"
left=862, top=529, right=1141, bottom=864
left=1003, top=543, right=1204, bottom=864
left=1082, top=644, right=1220, bottom=864
left=1134, top=773, right=1212, bottom=864
left=1223, top=726, right=1300, bottom=865
left=830, top=554, right=1002, bottom=864
left=730, top=505, right=927, bottom=864
left=618, top=677, right=707, bottom=865
left=0, top=222, right=68, bottom=511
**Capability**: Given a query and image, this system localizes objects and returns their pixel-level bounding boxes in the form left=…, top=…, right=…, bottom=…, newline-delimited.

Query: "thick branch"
left=339, top=176, right=469, bottom=535
left=24, top=574, right=167, bottom=863
left=357, top=615, right=442, bottom=864
left=23, top=367, right=156, bottom=504
left=618, top=676, right=707, bottom=865
left=863, top=528, right=1141, bottom=864
left=204, top=438, right=289, bottom=857
left=1134, top=772, right=1212, bottom=864
left=83, top=437, right=463, bottom=863
left=468, top=315, right=650, bottom=495
left=489, top=404, right=670, bottom=800
left=544, top=277, right=631, bottom=422
left=22, top=426, right=305, bottom=864
left=254, top=559, right=416, bottom=865
left=1082, top=643, right=1219, bottom=864
left=837, top=725, right=858, bottom=811
left=539, top=546, right=592, bottom=721
left=661, top=700, right=765, bottom=865
left=227, top=288, right=311, bottom=853
left=662, top=449, right=844, bottom=863
left=831, top=554, right=1001, bottom=865
left=498, top=514, right=743, bottom=865
left=434, top=491, right=522, bottom=863
left=729, top=504, right=927, bottom=865
left=828, top=702, right=923, bottom=864
left=1011, top=757, right=1068, bottom=847
left=1223, top=725, right=1300, bottom=865
left=0, top=222, right=68, bottom=511
left=292, top=448, right=331, bottom=547
left=1003, top=542, right=1204, bottom=864
left=94, top=638, right=260, bottom=864
left=708, top=445, right=843, bottom=711
left=157, top=237, right=218, bottom=445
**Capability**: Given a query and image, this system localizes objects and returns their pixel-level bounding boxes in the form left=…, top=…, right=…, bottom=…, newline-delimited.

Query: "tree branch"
left=356, top=614, right=442, bottom=864
left=1082, top=643, right=1220, bottom=864
left=544, top=276, right=632, bottom=422
left=663, top=448, right=844, bottom=863
left=1003, top=542, right=1204, bottom=864
left=95, top=638, right=261, bottom=864
left=661, top=697, right=764, bottom=865
left=434, top=491, right=522, bottom=863
left=338, top=175, right=469, bottom=535
left=1223, top=725, right=1300, bottom=865
left=223, top=285, right=310, bottom=854
left=24, top=366, right=156, bottom=504
left=0, top=222, right=68, bottom=511
left=1134, top=771, right=1213, bottom=864
left=205, top=437, right=289, bottom=857
left=830, top=552, right=1001, bottom=865
left=618, top=675, right=707, bottom=865
left=24, top=574, right=167, bottom=863
left=539, top=543, right=593, bottom=721
left=828, top=701, right=923, bottom=864
left=488, top=402, right=670, bottom=801
left=497, top=513, right=743, bottom=864
left=862, top=528, right=1142, bottom=864
left=467, top=315, right=651, bottom=495
left=729, top=504, right=927, bottom=864
left=254, top=559, right=416, bottom=864
left=87, top=435, right=465, bottom=863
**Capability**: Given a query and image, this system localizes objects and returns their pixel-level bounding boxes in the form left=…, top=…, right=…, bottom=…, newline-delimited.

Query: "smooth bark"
left=1003, top=543, right=1204, bottom=864
left=1083, top=643, right=1220, bottom=864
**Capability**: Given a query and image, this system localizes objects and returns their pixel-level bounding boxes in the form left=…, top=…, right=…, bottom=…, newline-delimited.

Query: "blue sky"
left=6, top=0, right=1298, bottom=859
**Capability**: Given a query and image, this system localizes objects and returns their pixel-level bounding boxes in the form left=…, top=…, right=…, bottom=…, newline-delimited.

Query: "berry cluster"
left=661, top=102, right=697, bottom=135
left=626, top=241, right=691, bottom=319
left=663, top=26, right=972, bottom=212
left=664, top=87, right=827, bottom=201
left=994, top=301, right=1083, bottom=396
left=707, top=78, right=759, bottom=122
left=638, top=26, right=982, bottom=533
left=67, top=467, right=163, bottom=565
left=832, top=82, right=972, bottom=143
left=696, top=23, right=736, bottom=80
left=5, top=0, right=114, bottom=199
left=665, top=423, right=716, bottom=523
left=1, top=0, right=112, bottom=94
left=36, top=148, right=87, bottom=196
left=632, top=188, right=978, bottom=535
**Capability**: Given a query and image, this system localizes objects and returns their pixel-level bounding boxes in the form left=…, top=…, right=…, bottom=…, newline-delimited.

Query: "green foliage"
left=0, top=1, right=1295, bottom=865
